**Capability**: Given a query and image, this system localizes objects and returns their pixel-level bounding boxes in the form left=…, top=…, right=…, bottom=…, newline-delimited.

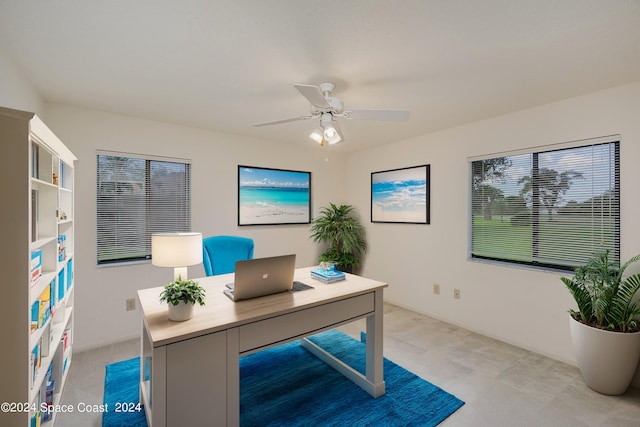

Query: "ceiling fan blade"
left=344, top=109, right=411, bottom=121
left=295, top=84, right=330, bottom=108
left=252, top=115, right=313, bottom=127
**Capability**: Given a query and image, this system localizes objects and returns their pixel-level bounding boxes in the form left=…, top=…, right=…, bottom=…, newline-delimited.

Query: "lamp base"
left=173, top=266, right=188, bottom=281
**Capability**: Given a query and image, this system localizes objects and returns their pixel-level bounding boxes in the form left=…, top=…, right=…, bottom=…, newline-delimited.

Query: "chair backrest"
left=202, top=235, right=254, bottom=276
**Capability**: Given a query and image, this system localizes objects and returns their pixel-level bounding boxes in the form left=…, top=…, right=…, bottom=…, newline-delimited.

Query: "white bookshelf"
left=0, top=107, right=76, bottom=426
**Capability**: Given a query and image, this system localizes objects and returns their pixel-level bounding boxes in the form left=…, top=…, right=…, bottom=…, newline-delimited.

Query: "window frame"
left=96, top=151, right=192, bottom=266
left=469, top=136, right=620, bottom=272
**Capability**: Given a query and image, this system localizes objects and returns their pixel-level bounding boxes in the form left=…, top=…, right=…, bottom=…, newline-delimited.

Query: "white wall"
left=44, top=104, right=348, bottom=351
left=346, top=81, right=640, bottom=368
left=0, top=45, right=44, bottom=114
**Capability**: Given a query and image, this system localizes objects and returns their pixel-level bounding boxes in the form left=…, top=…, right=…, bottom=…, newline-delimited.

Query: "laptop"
left=223, top=254, right=296, bottom=301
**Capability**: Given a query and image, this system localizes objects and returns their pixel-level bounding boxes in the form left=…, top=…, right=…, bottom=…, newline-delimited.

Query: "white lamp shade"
left=151, top=232, right=203, bottom=267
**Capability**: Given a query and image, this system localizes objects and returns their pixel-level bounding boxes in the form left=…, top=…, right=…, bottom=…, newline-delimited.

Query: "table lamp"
left=151, top=232, right=203, bottom=280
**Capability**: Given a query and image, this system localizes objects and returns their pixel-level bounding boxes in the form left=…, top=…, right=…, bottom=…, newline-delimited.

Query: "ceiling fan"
left=253, top=83, right=411, bottom=146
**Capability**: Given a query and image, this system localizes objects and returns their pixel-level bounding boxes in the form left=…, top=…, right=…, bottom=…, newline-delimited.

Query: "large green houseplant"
left=310, top=203, right=366, bottom=273
left=562, top=250, right=640, bottom=333
left=159, top=277, right=206, bottom=321
left=561, top=250, right=640, bottom=395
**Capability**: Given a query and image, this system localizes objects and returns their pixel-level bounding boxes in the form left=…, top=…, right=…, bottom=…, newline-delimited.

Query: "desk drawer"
left=239, top=293, right=374, bottom=353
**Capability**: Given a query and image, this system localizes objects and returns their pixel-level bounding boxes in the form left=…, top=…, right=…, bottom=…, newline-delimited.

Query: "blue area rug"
left=103, top=330, right=464, bottom=426
left=102, top=356, right=147, bottom=427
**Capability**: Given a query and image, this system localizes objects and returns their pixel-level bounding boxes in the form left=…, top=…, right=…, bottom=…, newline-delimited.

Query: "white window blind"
left=97, top=152, right=191, bottom=265
left=470, top=139, right=619, bottom=270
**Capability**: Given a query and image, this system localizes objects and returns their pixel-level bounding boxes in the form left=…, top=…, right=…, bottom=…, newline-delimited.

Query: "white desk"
left=137, top=266, right=388, bottom=427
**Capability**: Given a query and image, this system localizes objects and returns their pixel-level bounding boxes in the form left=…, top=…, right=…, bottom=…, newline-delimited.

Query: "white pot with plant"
left=561, top=250, right=640, bottom=395
left=159, top=278, right=206, bottom=321
left=309, top=203, right=367, bottom=274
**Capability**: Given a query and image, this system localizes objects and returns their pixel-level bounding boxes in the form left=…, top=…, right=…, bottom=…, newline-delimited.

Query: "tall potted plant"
left=310, top=203, right=366, bottom=273
left=561, top=250, right=640, bottom=395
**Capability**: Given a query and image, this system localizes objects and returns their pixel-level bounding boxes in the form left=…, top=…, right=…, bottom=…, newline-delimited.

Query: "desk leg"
left=227, top=327, right=240, bottom=427
left=140, top=320, right=166, bottom=427
left=301, top=289, right=386, bottom=398
left=366, top=288, right=385, bottom=397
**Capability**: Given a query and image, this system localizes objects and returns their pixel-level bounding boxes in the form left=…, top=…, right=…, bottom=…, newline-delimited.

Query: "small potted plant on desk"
left=159, top=277, right=206, bottom=321
left=561, top=250, right=640, bottom=395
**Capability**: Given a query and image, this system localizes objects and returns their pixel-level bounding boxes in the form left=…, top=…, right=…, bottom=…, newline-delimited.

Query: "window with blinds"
left=470, top=139, right=619, bottom=271
left=97, top=152, right=192, bottom=265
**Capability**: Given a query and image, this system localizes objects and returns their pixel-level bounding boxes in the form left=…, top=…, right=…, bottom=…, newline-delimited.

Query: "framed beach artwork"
left=238, top=166, right=311, bottom=226
left=371, top=164, right=430, bottom=224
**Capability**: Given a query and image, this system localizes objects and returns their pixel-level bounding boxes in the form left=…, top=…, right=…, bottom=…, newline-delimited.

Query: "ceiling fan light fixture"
left=323, top=125, right=342, bottom=144
left=309, top=127, right=324, bottom=145
left=254, top=82, right=409, bottom=147
left=324, top=127, right=336, bottom=138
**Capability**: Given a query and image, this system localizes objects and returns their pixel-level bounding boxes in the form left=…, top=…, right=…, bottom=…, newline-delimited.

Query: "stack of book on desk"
left=311, top=268, right=346, bottom=283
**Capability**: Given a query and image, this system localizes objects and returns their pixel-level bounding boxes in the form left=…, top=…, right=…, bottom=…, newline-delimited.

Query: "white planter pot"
left=569, top=315, right=640, bottom=395
left=167, top=301, right=195, bottom=321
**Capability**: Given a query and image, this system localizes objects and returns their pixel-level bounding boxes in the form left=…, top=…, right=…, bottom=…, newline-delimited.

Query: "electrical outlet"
left=453, top=289, right=461, bottom=300
left=126, top=298, right=136, bottom=311
left=433, top=284, right=440, bottom=295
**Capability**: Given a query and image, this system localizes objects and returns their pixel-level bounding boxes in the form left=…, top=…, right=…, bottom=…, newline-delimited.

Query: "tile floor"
left=56, top=303, right=640, bottom=426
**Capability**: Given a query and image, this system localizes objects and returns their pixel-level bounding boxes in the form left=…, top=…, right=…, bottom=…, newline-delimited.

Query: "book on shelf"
left=41, top=377, right=55, bottom=422
left=30, top=284, right=53, bottom=333
left=31, top=249, right=42, bottom=287
left=58, top=269, right=65, bottom=301
left=62, top=330, right=71, bottom=353
left=31, top=344, right=40, bottom=389
left=57, top=235, right=66, bottom=261
left=31, top=269, right=41, bottom=287
left=66, top=257, right=73, bottom=289
left=31, top=301, right=40, bottom=333
left=310, top=268, right=346, bottom=283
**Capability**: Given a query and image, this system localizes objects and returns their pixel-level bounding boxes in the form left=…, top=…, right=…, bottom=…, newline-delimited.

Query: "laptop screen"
left=224, top=254, right=296, bottom=301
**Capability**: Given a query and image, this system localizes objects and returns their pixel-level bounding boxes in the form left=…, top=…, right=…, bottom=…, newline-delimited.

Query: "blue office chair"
left=202, top=235, right=254, bottom=276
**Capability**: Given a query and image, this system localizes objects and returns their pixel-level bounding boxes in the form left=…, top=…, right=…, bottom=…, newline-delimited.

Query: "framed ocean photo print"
left=371, top=164, right=430, bottom=224
left=238, top=166, right=311, bottom=225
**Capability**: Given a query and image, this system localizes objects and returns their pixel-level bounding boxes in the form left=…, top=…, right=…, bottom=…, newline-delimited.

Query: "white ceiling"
left=1, top=0, right=640, bottom=153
